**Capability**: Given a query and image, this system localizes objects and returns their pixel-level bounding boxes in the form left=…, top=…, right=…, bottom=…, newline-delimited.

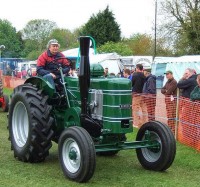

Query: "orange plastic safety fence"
left=132, top=91, right=176, bottom=134
left=132, top=91, right=200, bottom=151
left=1, top=75, right=25, bottom=89
left=178, top=97, right=200, bottom=151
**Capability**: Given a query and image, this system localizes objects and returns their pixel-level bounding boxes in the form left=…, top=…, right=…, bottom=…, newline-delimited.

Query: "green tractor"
left=8, top=36, right=176, bottom=183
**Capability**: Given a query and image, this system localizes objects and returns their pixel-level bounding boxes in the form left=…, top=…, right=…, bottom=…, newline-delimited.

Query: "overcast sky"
left=0, top=0, right=156, bottom=38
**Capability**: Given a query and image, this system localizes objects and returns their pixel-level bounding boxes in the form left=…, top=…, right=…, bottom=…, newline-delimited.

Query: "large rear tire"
left=8, top=83, right=54, bottom=162
left=136, top=121, right=176, bottom=171
left=58, top=126, right=96, bottom=183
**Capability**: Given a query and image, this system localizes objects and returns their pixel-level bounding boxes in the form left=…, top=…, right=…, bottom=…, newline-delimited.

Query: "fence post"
left=175, top=89, right=180, bottom=140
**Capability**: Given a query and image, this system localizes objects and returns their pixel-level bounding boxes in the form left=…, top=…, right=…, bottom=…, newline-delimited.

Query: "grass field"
left=0, top=88, right=200, bottom=187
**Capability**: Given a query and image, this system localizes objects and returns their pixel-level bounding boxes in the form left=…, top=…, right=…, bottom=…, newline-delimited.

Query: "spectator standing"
left=161, top=70, right=177, bottom=133
left=190, top=74, right=200, bottom=101
left=104, top=67, right=109, bottom=77
left=189, top=74, right=200, bottom=146
left=6, top=65, right=12, bottom=76
left=132, top=64, right=148, bottom=128
left=5, top=65, right=12, bottom=87
left=177, top=68, right=197, bottom=134
left=143, top=69, right=156, bottom=121
left=177, top=68, right=197, bottom=98
left=21, top=65, right=27, bottom=79
left=123, top=69, right=132, bottom=80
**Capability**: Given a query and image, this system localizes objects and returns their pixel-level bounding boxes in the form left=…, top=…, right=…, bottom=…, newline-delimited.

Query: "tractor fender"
left=24, top=77, right=55, bottom=98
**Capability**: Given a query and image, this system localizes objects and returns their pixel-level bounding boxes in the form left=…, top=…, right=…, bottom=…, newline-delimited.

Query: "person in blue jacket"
left=123, top=68, right=132, bottom=80
left=143, top=69, right=156, bottom=121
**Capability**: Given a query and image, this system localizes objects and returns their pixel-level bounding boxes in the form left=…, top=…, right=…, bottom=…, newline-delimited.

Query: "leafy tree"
left=155, top=38, right=174, bottom=56
left=161, top=0, right=200, bottom=54
left=22, top=19, right=57, bottom=50
left=125, top=33, right=153, bottom=55
left=26, top=50, right=42, bottom=60
left=0, top=19, right=23, bottom=57
left=81, top=6, right=121, bottom=46
left=22, top=39, right=42, bottom=60
left=98, top=41, right=132, bottom=56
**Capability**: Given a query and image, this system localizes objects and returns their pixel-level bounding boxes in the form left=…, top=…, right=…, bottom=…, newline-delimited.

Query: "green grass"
left=3, top=87, right=13, bottom=94
left=0, top=88, right=200, bottom=187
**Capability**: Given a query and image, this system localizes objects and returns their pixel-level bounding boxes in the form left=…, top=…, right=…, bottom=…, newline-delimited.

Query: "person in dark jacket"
left=161, top=70, right=177, bottom=96
left=161, top=70, right=177, bottom=133
left=190, top=75, right=200, bottom=135
left=143, top=69, right=156, bottom=94
left=132, top=64, right=148, bottom=128
left=143, top=69, right=156, bottom=121
left=177, top=68, right=197, bottom=98
left=178, top=69, right=197, bottom=138
left=132, top=64, right=146, bottom=93
left=190, top=74, right=200, bottom=101
left=37, top=39, right=70, bottom=90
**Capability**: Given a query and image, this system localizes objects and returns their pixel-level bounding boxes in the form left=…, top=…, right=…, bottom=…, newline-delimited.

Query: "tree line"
left=1, top=1, right=199, bottom=60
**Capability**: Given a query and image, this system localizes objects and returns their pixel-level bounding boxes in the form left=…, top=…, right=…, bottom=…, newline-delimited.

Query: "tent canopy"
left=62, top=48, right=123, bottom=75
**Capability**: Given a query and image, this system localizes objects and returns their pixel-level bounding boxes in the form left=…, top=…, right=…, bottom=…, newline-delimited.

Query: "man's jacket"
left=143, top=74, right=156, bottom=94
left=37, top=50, right=70, bottom=77
left=190, top=86, right=200, bottom=101
left=177, top=75, right=197, bottom=98
left=132, top=72, right=146, bottom=93
left=161, top=78, right=177, bottom=96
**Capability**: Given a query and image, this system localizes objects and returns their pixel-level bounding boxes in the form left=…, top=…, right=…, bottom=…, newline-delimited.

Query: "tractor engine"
left=65, top=63, right=133, bottom=137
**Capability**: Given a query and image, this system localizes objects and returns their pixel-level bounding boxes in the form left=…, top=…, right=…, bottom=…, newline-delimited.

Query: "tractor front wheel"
left=136, top=121, right=176, bottom=171
left=58, top=126, right=96, bottom=183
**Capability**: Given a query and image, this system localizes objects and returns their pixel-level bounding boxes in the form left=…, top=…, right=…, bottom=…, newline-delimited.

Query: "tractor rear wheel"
left=2, top=94, right=9, bottom=112
left=58, top=126, right=96, bottom=183
left=8, top=83, right=54, bottom=162
left=136, top=121, right=176, bottom=171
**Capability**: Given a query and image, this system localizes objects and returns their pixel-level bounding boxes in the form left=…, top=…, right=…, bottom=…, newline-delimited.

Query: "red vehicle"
left=0, top=79, right=9, bottom=112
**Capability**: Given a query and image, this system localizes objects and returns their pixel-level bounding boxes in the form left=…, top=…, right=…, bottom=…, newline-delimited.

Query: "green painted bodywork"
left=25, top=77, right=55, bottom=98
left=27, top=73, right=133, bottom=134
left=65, top=76, right=133, bottom=134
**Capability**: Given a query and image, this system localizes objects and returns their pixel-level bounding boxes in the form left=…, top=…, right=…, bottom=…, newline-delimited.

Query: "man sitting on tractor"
left=37, top=39, right=70, bottom=90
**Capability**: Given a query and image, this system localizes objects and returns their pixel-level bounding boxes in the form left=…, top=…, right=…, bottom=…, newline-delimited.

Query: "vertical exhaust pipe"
left=79, top=36, right=101, bottom=137
left=79, top=36, right=90, bottom=115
